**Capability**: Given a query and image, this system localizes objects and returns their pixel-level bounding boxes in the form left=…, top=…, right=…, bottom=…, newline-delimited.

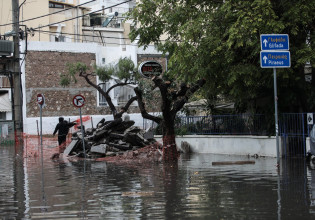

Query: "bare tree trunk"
left=162, top=115, right=178, bottom=160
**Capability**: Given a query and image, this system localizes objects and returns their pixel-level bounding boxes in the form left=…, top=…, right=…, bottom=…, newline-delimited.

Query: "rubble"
left=62, top=118, right=160, bottom=159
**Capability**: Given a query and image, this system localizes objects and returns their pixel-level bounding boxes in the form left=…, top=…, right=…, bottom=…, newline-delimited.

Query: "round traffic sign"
left=37, top=94, right=45, bottom=106
left=138, top=61, right=163, bottom=78
left=73, top=95, right=85, bottom=108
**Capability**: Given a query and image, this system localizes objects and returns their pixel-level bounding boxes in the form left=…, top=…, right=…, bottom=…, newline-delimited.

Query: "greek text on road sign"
left=73, top=95, right=85, bottom=108
left=260, top=51, right=291, bottom=68
left=261, top=34, right=289, bottom=51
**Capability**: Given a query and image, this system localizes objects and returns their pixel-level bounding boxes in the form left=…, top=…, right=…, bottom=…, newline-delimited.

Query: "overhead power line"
left=0, top=0, right=96, bottom=27
left=34, top=29, right=131, bottom=41
left=33, top=29, right=175, bottom=44
left=32, top=0, right=133, bottom=30
left=37, top=31, right=139, bottom=47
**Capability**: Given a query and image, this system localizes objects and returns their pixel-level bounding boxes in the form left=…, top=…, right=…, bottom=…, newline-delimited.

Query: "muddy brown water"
left=1, top=139, right=315, bottom=219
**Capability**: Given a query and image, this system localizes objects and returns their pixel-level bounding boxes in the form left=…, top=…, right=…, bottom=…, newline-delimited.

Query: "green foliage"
left=116, top=57, right=136, bottom=80
left=61, top=57, right=136, bottom=86
left=95, top=64, right=115, bottom=82
left=60, top=62, right=86, bottom=86
left=129, top=0, right=315, bottom=114
left=60, top=75, right=71, bottom=87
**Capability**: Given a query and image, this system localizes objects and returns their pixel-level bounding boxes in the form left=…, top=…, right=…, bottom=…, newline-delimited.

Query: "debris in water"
left=212, top=161, right=255, bottom=166
left=61, top=118, right=160, bottom=161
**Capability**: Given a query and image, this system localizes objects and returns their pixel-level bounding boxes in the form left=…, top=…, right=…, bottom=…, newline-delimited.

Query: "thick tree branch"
left=152, top=76, right=172, bottom=115
left=80, top=71, right=117, bottom=115
left=134, top=87, right=162, bottom=124
left=114, top=96, right=138, bottom=118
left=106, top=82, right=135, bottom=94
left=173, top=82, right=189, bottom=98
left=171, top=78, right=206, bottom=115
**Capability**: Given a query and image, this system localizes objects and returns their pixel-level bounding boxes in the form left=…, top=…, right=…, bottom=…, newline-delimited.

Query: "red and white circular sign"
left=37, top=94, right=45, bottom=106
left=73, top=95, right=85, bottom=108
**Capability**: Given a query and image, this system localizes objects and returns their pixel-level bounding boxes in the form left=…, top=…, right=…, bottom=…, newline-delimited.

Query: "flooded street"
left=1, top=140, right=315, bottom=219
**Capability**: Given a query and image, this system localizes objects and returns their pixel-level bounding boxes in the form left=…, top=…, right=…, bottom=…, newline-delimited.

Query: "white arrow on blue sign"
left=260, top=34, right=289, bottom=51
left=260, top=51, right=291, bottom=68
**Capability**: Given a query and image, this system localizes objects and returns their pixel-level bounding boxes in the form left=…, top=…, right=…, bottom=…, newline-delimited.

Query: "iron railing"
left=143, top=113, right=315, bottom=157
left=144, top=114, right=269, bottom=135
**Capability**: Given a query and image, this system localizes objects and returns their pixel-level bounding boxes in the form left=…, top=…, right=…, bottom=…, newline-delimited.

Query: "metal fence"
left=143, top=113, right=315, bottom=157
left=175, top=114, right=269, bottom=135
left=144, top=114, right=269, bottom=136
left=0, top=121, right=14, bottom=145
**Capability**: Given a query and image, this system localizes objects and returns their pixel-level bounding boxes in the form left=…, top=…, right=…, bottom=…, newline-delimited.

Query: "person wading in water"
left=53, top=117, right=76, bottom=152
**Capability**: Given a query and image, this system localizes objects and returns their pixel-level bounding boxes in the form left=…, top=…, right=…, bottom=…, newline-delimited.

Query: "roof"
left=0, top=92, right=11, bottom=112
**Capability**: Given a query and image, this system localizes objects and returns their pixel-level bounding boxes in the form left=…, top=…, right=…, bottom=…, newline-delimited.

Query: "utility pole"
left=12, top=0, right=23, bottom=134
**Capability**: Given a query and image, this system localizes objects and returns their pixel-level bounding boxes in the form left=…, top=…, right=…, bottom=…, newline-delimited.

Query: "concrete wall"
left=20, top=41, right=140, bottom=134
left=23, top=112, right=145, bottom=135
left=19, top=41, right=168, bottom=135
left=25, top=51, right=98, bottom=117
left=156, top=135, right=278, bottom=157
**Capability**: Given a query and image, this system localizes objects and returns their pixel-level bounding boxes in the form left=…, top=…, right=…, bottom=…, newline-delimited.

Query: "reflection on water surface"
left=1, top=143, right=315, bottom=219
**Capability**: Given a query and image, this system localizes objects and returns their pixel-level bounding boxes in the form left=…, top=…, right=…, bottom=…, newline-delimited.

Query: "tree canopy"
left=61, top=57, right=137, bottom=119
left=129, top=0, right=315, bottom=114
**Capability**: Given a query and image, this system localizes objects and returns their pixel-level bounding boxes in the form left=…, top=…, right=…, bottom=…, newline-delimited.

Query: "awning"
left=0, top=92, right=12, bottom=112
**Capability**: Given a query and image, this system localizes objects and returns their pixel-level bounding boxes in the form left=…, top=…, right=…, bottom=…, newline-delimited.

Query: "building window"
left=102, top=58, right=106, bottom=64
left=99, top=82, right=110, bottom=106
left=49, top=3, right=64, bottom=9
left=117, top=86, right=136, bottom=105
left=55, top=36, right=65, bottom=42
left=0, top=112, right=5, bottom=120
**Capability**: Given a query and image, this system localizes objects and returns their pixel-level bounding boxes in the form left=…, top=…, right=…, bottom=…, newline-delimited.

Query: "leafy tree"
left=61, top=56, right=205, bottom=161
left=61, top=57, right=137, bottom=119
left=129, top=0, right=315, bottom=115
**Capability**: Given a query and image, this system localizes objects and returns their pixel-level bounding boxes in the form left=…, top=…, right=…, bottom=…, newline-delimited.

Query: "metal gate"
left=279, top=113, right=308, bottom=158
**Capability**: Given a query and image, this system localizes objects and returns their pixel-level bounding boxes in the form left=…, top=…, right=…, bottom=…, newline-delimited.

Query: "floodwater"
left=1, top=139, right=315, bottom=219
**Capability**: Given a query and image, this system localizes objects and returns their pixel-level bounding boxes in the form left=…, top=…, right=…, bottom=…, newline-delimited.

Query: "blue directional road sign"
left=260, top=51, right=291, bottom=68
left=261, top=34, right=289, bottom=51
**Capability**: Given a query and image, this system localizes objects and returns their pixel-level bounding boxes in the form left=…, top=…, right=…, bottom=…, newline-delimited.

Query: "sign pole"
left=72, top=94, right=86, bottom=158
left=273, top=68, right=280, bottom=165
left=37, top=94, right=45, bottom=163
left=40, top=104, right=43, bottom=161
left=79, top=107, right=86, bottom=158
left=260, top=34, right=290, bottom=167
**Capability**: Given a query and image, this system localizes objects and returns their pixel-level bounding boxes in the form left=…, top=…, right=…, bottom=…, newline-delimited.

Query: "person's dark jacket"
left=53, top=121, right=76, bottom=137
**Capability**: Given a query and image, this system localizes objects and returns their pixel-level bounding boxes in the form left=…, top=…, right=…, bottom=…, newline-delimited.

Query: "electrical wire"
left=32, top=0, right=133, bottom=30
left=33, top=29, right=178, bottom=43
left=33, top=29, right=176, bottom=45
left=34, top=29, right=132, bottom=41
left=36, top=31, right=139, bottom=47
left=19, top=0, right=26, bottom=10
left=0, top=0, right=97, bottom=27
